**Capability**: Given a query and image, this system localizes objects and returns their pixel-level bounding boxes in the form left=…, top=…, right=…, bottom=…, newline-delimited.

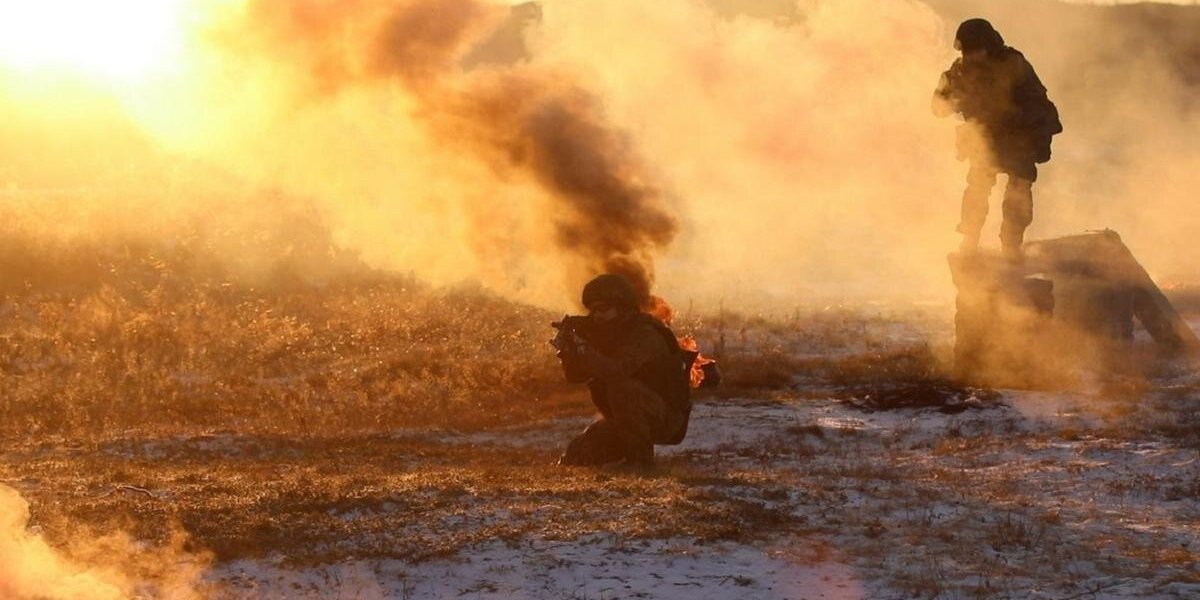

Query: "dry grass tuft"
left=7, top=435, right=802, bottom=566
left=0, top=231, right=585, bottom=440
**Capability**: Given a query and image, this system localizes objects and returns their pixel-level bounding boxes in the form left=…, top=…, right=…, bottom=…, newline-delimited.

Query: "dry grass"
left=677, top=306, right=951, bottom=397
left=0, top=230, right=585, bottom=440
left=6, top=432, right=799, bottom=567
left=0, top=225, right=960, bottom=440
left=2, top=231, right=1197, bottom=598
left=0, top=235, right=805, bottom=566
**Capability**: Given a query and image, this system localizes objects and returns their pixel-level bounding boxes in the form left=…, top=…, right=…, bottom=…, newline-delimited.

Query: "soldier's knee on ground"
left=563, top=378, right=682, bottom=467
left=604, top=378, right=667, bottom=432
left=599, top=378, right=668, bottom=464
left=559, top=419, right=625, bottom=466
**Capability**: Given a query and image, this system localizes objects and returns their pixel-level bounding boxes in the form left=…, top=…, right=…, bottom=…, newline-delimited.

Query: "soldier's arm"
left=552, top=316, right=597, bottom=383
left=578, top=325, right=665, bottom=381
left=931, top=64, right=960, bottom=118
left=559, top=351, right=594, bottom=383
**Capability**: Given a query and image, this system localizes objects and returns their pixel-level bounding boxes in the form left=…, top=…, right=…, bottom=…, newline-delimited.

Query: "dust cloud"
left=923, top=0, right=1200, bottom=286
left=1, top=0, right=1196, bottom=309
left=1, top=1, right=1196, bottom=593
left=0, top=485, right=207, bottom=600
left=129, top=0, right=682, bottom=307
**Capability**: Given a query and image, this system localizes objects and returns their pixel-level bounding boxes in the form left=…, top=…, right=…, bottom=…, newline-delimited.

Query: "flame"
left=644, top=295, right=716, bottom=389
left=677, top=334, right=717, bottom=389
left=643, top=294, right=675, bottom=325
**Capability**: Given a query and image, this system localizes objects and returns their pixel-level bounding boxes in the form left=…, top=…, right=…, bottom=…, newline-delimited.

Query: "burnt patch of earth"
left=841, top=378, right=1006, bottom=414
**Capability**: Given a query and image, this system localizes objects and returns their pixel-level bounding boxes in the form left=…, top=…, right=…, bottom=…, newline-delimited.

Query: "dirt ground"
left=3, top=289, right=1197, bottom=599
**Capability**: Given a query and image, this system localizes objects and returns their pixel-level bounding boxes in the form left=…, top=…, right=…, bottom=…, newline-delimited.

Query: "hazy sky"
left=1, top=0, right=1196, bottom=308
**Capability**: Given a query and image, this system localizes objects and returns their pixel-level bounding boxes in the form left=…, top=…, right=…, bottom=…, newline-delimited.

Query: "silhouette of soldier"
left=933, top=18, right=1062, bottom=261
left=552, top=274, right=692, bottom=469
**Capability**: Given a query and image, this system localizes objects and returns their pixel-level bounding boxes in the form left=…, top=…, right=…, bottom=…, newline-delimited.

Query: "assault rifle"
left=549, top=315, right=595, bottom=357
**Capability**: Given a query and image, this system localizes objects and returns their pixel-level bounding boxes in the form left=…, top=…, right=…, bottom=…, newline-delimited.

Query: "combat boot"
left=609, top=441, right=654, bottom=472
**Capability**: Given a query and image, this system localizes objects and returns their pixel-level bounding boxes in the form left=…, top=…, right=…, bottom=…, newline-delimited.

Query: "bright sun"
left=0, top=0, right=191, bottom=82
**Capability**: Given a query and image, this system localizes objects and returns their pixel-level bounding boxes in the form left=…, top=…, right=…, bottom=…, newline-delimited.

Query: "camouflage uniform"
left=557, top=275, right=690, bottom=467
left=933, top=19, right=1062, bottom=255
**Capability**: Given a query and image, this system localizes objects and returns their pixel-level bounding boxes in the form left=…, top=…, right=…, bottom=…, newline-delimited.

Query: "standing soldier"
left=933, top=18, right=1062, bottom=261
left=551, top=274, right=692, bottom=469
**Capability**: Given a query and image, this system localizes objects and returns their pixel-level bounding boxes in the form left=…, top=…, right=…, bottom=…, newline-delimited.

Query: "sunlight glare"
left=0, top=0, right=190, bottom=82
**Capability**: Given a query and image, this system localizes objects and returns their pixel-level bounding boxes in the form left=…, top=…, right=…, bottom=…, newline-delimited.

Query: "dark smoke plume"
left=433, top=72, right=678, bottom=305
left=235, top=0, right=679, bottom=306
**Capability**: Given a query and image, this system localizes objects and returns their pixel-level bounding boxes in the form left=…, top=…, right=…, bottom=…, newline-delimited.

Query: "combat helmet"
left=581, top=273, right=638, bottom=311
left=955, top=18, right=1004, bottom=53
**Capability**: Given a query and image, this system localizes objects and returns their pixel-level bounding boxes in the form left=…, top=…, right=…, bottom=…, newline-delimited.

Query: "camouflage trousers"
left=558, top=378, right=685, bottom=467
left=957, top=162, right=1035, bottom=252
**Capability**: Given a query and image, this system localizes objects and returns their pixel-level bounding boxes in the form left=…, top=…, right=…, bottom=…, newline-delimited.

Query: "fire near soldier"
left=933, top=18, right=1062, bottom=262
left=551, top=274, right=693, bottom=468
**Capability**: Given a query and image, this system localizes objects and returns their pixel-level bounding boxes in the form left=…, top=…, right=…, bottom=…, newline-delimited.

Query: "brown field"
left=2, top=237, right=1197, bottom=598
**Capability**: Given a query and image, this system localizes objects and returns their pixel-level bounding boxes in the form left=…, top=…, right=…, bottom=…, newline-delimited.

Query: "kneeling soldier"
left=552, top=274, right=692, bottom=468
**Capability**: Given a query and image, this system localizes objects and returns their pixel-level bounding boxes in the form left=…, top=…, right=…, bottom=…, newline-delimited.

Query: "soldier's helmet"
left=955, top=18, right=1004, bottom=53
left=582, top=274, right=638, bottom=311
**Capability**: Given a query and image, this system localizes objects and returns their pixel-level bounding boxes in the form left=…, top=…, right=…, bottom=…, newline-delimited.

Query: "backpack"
left=1032, top=99, right=1062, bottom=164
left=641, top=315, right=696, bottom=445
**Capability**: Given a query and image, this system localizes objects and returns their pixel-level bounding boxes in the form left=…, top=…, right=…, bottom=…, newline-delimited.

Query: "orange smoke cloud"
left=223, top=0, right=678, bottom=304
left=0, top=485, right=208, bottom=600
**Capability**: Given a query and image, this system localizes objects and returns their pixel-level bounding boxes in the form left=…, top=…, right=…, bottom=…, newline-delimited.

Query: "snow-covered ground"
left=207, top=389, right=1199, bottom=599
left=4, top=310, right=1196, bottom=599
left=215, top=538, right=864, bottom=599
